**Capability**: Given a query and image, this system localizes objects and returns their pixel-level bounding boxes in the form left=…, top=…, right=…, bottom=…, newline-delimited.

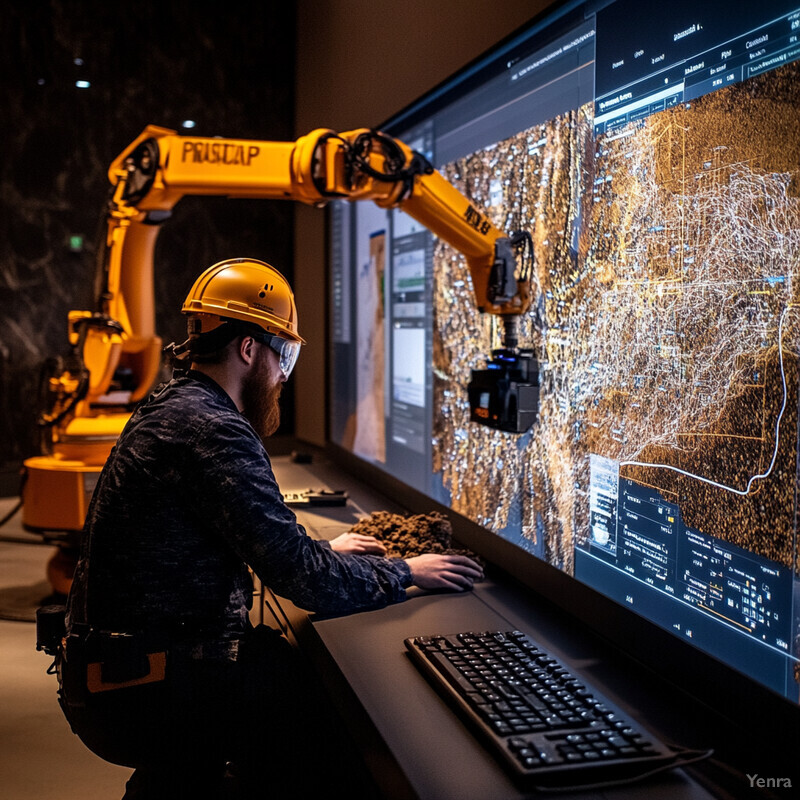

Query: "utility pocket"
left=86, top=651, right=167, bottom=693
left=82, top=630, right=167, bottom=693
left=35, top=604, right=67, bottom=657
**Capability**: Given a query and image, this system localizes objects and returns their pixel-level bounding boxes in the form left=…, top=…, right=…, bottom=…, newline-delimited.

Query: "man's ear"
left=238, top=335, right=257, bottom=365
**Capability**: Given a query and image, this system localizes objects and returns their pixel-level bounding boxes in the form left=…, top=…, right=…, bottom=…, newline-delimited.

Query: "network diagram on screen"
left=329, top=0, right=800, bottom=702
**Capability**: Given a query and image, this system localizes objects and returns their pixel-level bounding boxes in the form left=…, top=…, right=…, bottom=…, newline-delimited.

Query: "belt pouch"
left=90, top=631, right=151, bottom=684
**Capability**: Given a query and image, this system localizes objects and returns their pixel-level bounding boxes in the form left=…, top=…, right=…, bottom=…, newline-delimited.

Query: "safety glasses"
left=253, top=332, right=301, bottom=378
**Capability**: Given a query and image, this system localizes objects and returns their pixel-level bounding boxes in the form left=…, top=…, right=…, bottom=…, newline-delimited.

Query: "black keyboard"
left=405, top=630, right=678, bottom=789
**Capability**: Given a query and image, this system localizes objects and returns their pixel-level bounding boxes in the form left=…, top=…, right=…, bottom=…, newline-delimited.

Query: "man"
left=61, top=258, right=483, bottom=799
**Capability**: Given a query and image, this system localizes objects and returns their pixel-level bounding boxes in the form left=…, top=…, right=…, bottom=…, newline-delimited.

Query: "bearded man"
left=61, top=258, right=482, bottom=799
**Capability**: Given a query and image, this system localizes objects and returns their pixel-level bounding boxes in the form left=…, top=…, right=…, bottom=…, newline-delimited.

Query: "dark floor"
left=0, top=497, right=131, bottom=799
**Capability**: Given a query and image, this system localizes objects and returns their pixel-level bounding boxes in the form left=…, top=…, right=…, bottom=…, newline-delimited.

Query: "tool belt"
left=38, top=605, right=244, bottom=708
left=61, top=624, right=243, bottom=695
left=61, top=624, right=168, bottom=695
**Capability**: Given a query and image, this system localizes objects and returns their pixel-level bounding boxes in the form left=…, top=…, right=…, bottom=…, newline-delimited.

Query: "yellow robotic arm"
left=103, top=124, right=532, bottom=354
left=23, top=124, right=536, bottom=546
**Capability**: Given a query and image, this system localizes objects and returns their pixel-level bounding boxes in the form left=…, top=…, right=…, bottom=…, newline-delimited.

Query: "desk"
left=260, top=454, right=770, bottom=799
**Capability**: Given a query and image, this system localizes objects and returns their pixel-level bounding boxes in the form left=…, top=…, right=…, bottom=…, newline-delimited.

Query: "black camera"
left=468, top=349, right=539, bottom=433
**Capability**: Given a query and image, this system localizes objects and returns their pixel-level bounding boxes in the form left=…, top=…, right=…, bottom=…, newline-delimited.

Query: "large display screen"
left=329, top=0, right=800, bottom=704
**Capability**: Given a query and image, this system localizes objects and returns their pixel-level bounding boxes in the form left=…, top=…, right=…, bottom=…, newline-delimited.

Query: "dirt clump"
left=349, top=510, right=483, bottom=564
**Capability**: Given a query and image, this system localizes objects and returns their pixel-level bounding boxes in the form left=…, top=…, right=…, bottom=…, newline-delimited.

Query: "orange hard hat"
left=182, top=258, right=305, bottom=344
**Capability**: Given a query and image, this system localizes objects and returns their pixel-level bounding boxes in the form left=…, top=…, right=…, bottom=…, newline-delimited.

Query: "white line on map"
left=620, top=305, right=797, bottom=496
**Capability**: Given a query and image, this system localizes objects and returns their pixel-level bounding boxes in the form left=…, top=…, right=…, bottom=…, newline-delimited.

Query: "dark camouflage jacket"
left=66, top=371, right=412, bottom=643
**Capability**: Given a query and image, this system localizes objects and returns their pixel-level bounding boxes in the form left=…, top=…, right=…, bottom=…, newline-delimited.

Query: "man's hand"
left=405, top=554, right=484, bottom=592
left=330, top=532, right=387, bottom=555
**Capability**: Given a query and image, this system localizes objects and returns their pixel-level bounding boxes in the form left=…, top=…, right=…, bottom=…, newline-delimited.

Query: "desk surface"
left=266, top=454, right=767, bottom=800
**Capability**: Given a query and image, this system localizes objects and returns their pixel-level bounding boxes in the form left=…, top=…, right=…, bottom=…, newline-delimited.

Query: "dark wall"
left=0, top=0, right=296, bottom=474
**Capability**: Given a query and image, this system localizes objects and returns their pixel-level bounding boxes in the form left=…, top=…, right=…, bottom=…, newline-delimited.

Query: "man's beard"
left=241, top=350, right=283, bottom=440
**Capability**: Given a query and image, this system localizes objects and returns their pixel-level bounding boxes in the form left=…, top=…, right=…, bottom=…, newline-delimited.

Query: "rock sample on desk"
left=348, top=510, right=484, bottom=565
